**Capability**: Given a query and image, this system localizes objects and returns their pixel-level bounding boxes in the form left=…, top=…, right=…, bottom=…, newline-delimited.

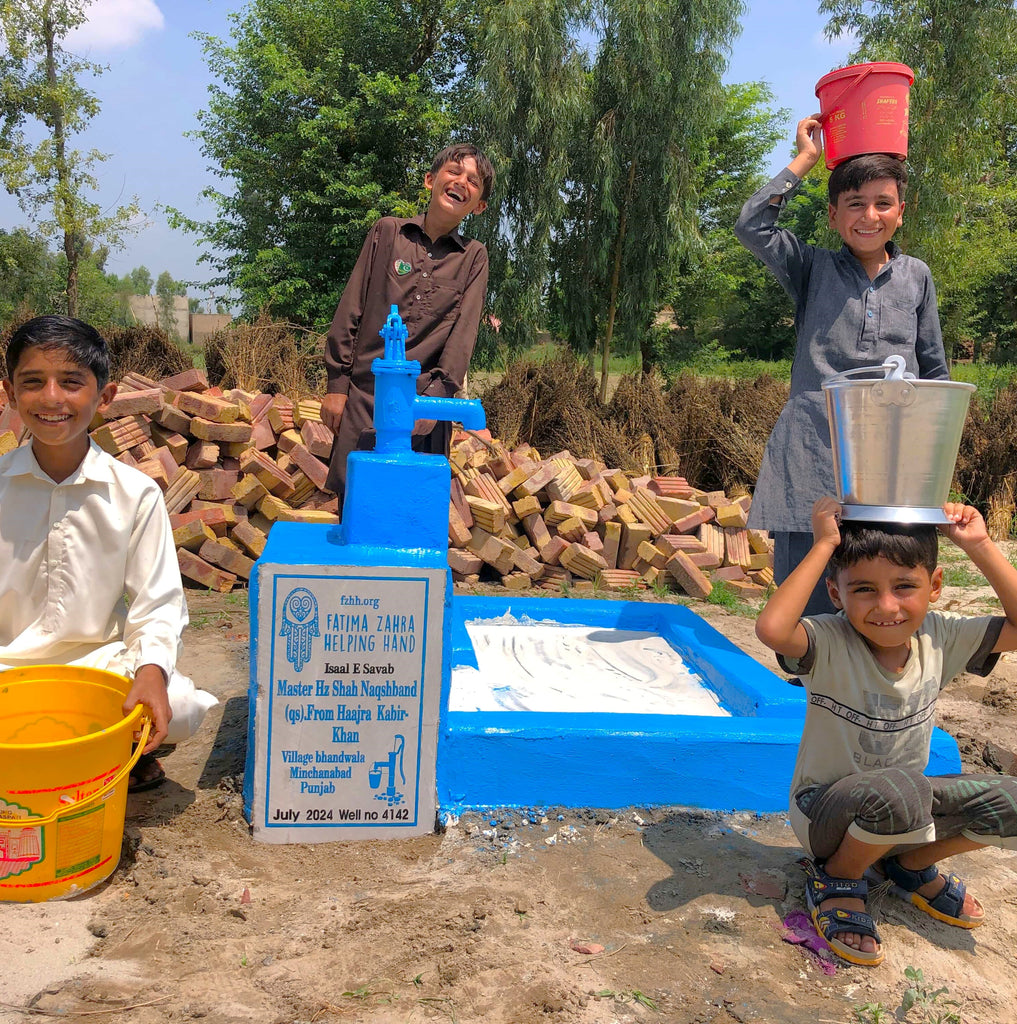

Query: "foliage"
left=171, top=0, right=479, bottom=326
left=126, top=266, right=154, bottom=296
left=0, top=0, right=143, bottom=316
left=0, top=228, right=59, bottom=323
left=666, top=82, right=791, bottom=361
left=155, top=271, right=187, bottom=340
left=554, top=0, right=744, bottom=400
left=900, top=966, right=961, bottom=1023
left=467, top=0, right=590, bottom=355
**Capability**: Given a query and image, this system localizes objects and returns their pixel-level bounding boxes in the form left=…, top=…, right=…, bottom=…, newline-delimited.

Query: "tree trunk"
left=44, top=16, right=77, bottom=317
left=600, top=157, right=637, bottom=405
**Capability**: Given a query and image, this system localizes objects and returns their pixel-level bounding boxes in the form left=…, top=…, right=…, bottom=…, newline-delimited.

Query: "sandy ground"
left=4, top=580, right=1017, bottom=1024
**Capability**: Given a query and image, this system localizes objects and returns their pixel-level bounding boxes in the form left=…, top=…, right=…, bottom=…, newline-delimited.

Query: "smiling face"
left=424, top=155, right=488, bottom=235
left=828, top=178, right=905, bottom=261
left=3, top=345, right=116, bottom=481
left=827, top=556, right=942, bottom=667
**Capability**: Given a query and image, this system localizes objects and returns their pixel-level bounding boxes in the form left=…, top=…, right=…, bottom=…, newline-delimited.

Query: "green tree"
left=666, top=82, right=791, bottom=362
left=172, top=0, right=480, bottom=326
left=0, top=0, right=143, bottom=318
left=554, top=0, right=744, bottom=401
left=0, top=227, right=58, bottom=322
left=155, top=270, right=186, bottom=339
left=467, top=0, right=590, bottom=355
left=126, top=265, right=153, bottom=295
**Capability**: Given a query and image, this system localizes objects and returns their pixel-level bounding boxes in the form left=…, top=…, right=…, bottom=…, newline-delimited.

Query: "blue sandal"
left=804, top=860, right=884, bottom=966
left=882, top=856, right=983, bottom=929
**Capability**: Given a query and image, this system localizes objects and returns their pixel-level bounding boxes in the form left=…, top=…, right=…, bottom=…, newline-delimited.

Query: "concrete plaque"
left=250, top=564, right=446, bottom=842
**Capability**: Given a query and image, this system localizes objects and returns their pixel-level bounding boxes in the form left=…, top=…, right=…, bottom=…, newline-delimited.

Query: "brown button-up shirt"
left=323, top=214, right=489, bottom=501
left=325, top=214, right=489, bottom=399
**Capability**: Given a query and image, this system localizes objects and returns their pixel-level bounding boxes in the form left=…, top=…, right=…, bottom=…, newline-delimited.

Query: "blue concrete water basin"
left=438, top=596, right=962, bottom=814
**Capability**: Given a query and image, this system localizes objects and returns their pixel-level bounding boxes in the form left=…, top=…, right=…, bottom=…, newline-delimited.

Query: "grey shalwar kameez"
left=734, top=168, right=949, bottom=612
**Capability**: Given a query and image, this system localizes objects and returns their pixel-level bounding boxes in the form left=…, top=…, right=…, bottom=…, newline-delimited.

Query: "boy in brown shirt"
left=321, top=143, right=494, bottom=504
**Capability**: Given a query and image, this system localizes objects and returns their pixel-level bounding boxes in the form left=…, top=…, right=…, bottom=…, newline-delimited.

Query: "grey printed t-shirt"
left=734, top=169, right=949, bottom=533
left=780, top=610, right=1002, bottom=852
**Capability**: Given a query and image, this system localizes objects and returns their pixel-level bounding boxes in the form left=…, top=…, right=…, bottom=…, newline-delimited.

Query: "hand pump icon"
left=369, top=735, right=406, bottom=806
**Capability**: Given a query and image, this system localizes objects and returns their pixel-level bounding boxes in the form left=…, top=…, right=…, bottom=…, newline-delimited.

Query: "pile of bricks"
left=0, top=378, right=774, bottom=602
left=0, top=368, right=339, bottom=593
left=447, top=432, right=774, bottom=600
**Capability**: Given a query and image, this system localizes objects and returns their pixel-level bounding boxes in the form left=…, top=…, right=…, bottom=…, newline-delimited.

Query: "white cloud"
left=66, top=0, right=165, bottom=51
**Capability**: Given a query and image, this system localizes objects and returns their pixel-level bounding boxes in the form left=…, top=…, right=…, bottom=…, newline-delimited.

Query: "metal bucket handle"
left=824, top=355, right=917, bottom=407
left=2, top=709, right=152, bottom=829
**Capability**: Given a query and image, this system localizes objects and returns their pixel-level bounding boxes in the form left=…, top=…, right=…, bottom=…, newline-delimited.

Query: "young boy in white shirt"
left=0, top=315, right=199, bottom=789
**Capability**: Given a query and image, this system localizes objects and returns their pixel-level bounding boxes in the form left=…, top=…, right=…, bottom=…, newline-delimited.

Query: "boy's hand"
left=787, top=115, right=824, bottom=179
left=320, top=393, right=348, bottom=434
left=123, top=664, right=172, bottom=752
left=796, top=115, right=823, bottom=161
left=940, top=502, right=990, bottom=550
left=811, top=496, right=842, bottom=549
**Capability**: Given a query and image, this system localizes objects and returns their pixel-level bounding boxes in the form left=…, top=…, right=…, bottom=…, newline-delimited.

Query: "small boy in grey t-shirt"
left=755, top=496, right=1017, bottom=967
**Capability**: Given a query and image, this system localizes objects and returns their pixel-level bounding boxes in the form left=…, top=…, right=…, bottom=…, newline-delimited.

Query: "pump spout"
left=412, top=395, right=486, bottom=433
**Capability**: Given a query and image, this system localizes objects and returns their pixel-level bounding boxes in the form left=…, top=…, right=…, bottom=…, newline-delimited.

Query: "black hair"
left=430, top=143, right=495, bottom=202
left=4, top=315, right=111, bottom=390
left=827, top=520, right=938, bottom=578
left=828, top=153, right=908, bottom=206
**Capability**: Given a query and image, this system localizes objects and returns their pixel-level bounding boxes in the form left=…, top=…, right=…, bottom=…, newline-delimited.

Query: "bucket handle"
left=819, top=64, right=876, bottom=122
left=2, top=709, right=151, bottom=829
left=823, top=354, right=915, bottom=386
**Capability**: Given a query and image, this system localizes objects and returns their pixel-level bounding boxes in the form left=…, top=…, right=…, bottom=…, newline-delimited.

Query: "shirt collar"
left=0, top=438, right=115, bottom=485
left=402, top=213, right=467, bottom=252
left=840, top=240, right=902, bottom=276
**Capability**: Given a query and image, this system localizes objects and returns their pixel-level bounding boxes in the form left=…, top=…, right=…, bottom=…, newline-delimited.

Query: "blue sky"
left=0, top=1, right=854, bottom=304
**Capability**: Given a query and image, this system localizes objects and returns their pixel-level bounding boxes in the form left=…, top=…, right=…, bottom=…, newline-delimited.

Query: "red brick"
left=160, top=368, right=209, bottom=392
left=665, top=551, right=713, bottom=600
left=177, top=548, right=236, bottom=592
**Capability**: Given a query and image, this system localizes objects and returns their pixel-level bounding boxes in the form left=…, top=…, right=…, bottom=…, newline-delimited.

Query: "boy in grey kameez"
left=735, top=115, right=948, bottom=614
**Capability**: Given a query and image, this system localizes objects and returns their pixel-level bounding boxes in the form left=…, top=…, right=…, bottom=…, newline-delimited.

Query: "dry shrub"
left=204, top=314, right=327, bottom=395
left=956, top=382, right=1017, bottom=535
left=478, top=352, right=622, bottom=459
left=604, top=371, right=683, bottom=473
left=667, top=373, right=788, bottom=492
left=480, top=355, right=787, bottom=488
left=104, top=324, right=192, bottom=382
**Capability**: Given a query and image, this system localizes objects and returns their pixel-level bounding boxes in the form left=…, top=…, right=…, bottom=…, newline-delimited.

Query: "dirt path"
left=4, top=590, right=1017, bottom=1024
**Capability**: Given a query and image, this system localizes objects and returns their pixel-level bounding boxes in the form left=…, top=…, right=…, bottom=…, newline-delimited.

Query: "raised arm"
left=755, top=497, right=841, bottom=658
left=941, top=502, right=1017, bottom=652
left=733, top=116, right=823, bottom=305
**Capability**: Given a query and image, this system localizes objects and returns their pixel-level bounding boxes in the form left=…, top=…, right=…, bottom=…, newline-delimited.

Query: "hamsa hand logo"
left=280, top=587, right=319, bottom=672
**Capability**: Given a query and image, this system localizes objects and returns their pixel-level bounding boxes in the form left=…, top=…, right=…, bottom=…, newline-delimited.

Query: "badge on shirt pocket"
left=394, top=260, right=412, bottom=276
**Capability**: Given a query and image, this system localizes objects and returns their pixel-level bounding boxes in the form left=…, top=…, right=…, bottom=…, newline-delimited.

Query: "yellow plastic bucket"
left=0, top=666, right=150, bottom=902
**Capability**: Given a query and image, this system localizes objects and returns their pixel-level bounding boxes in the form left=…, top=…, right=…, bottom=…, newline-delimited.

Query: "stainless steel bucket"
left=822, top=356, right=975, bottom=523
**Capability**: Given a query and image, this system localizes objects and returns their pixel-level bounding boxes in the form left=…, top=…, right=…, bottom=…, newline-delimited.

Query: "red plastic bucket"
left=815, top=62, right=914, bottom=169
